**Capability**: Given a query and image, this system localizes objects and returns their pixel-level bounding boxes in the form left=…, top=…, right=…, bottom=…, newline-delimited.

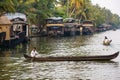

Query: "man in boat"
left=30, top=47, right=39, bottom=61
left=103, top=36, right=112, bottom=45
left=31, top=47, right=38, bottom=57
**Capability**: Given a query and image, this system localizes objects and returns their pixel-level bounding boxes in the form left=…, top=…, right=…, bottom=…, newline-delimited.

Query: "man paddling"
left=103, top=36, right=112, bottom=45
left=30, top=47, right=38, bottom=61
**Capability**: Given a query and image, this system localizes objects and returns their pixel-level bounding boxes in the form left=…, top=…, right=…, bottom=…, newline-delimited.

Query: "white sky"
left=91, top=0, right=120, bottom=16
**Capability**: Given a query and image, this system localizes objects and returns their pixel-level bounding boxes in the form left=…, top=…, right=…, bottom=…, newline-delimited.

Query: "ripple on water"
left=1, top=30, right=120, bottom=80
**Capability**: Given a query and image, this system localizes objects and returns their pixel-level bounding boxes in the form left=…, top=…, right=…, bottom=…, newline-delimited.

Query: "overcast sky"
left=91, top=0, right=120, bottom=16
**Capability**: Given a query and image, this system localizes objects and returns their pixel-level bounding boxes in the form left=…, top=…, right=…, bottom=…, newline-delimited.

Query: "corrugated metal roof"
left=4, top=12, right=27, bottom=21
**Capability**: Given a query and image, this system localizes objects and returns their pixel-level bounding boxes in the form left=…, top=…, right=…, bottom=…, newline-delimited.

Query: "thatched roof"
left=0, top=16, right=12, bottom=25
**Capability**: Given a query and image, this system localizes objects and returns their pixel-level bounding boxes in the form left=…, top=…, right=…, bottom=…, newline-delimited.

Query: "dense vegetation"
left=0, top=0, right=120, bottom=28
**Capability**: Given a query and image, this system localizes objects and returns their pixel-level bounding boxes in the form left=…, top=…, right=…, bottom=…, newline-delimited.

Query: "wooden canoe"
left=24, top=51, right=119, bottom=61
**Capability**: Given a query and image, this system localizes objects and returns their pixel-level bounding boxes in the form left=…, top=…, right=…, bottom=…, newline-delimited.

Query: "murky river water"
left=0, top=30, right=120, bottom=80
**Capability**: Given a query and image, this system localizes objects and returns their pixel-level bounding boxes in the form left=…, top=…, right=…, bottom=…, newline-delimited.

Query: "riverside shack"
left=64, top=18, right=81, bottom=36
left=45, top=17, right=64, bottom=37
left=0, top=16, right=12, bottom=47
left=81, top=20, right=94, bottom=35
left=0, top=13, right=29, bottom=48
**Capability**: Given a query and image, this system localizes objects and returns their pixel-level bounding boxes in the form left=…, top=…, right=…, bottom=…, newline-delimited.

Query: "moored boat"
left=24, top=51, right=119, bottom=61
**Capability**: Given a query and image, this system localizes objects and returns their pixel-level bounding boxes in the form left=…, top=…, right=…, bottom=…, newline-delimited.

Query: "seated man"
left=104, top=36, right=109, bottom=43
left=31, top=47, right=38, bottom=57
left=103, top=36, right=112, bottom=45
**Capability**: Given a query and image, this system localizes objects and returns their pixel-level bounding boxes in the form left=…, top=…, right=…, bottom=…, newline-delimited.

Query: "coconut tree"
left=58, top=0, right=84, bottom=18
left=59, top=0, right=89, bottom=22
left=29, top=0, right=56, bottom=32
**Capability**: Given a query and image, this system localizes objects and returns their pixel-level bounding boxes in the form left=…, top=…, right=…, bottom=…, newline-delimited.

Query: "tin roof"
left=4, top=12, right=27, bottom=21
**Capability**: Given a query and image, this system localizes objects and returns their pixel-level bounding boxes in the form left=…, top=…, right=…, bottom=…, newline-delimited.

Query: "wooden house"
left=0, top=13, right=29, bottom=48
left=64, top=23, right=78, bottom=36
left=96, top=23, right=112, bottom=32
left=81, top=20, right=94, bottom=35
left=8, top=17, right=29, bottom=46
left=10, top=17, right=29, bottom=37
left=63, top=18, right=81, bottom=36
left=4, top=12, right=29, bottom=37
left=0, top=16, right=12, bottom=47
left=45, top=17, right=64, bottom=37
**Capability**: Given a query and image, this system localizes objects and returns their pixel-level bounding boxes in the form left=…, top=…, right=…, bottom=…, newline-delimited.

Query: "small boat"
left=103, top=40, right=112, bottom=45
left=24, top=52, right=119, bottom=61
left=103, top=36, right=112, bottom=45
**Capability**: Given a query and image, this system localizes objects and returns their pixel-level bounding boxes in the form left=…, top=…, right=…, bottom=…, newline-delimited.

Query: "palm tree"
left=68, top=0, right=84, bottom=17
left=59, top=0, right=87, bottom=21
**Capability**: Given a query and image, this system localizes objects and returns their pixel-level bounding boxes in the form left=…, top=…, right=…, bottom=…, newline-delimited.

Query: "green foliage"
left=0, top=0, right=120, bottom=28
left=0, top=0, right=15, bottom=16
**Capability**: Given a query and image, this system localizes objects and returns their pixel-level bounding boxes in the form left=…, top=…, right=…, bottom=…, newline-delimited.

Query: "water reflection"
left=0, top=30, right=120, bottom=80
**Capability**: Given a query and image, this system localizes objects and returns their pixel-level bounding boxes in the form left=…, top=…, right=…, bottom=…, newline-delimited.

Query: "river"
left=0, top=30, right=120, bottom=80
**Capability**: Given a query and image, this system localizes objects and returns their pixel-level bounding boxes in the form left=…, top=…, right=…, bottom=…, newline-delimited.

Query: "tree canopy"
left=0, top=0, right=120, bottom=28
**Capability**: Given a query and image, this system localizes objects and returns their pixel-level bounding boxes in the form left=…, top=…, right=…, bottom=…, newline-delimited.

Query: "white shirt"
left=30, top=50, right=38, bottom=57
left=104, top=39, right=109, bottom=44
